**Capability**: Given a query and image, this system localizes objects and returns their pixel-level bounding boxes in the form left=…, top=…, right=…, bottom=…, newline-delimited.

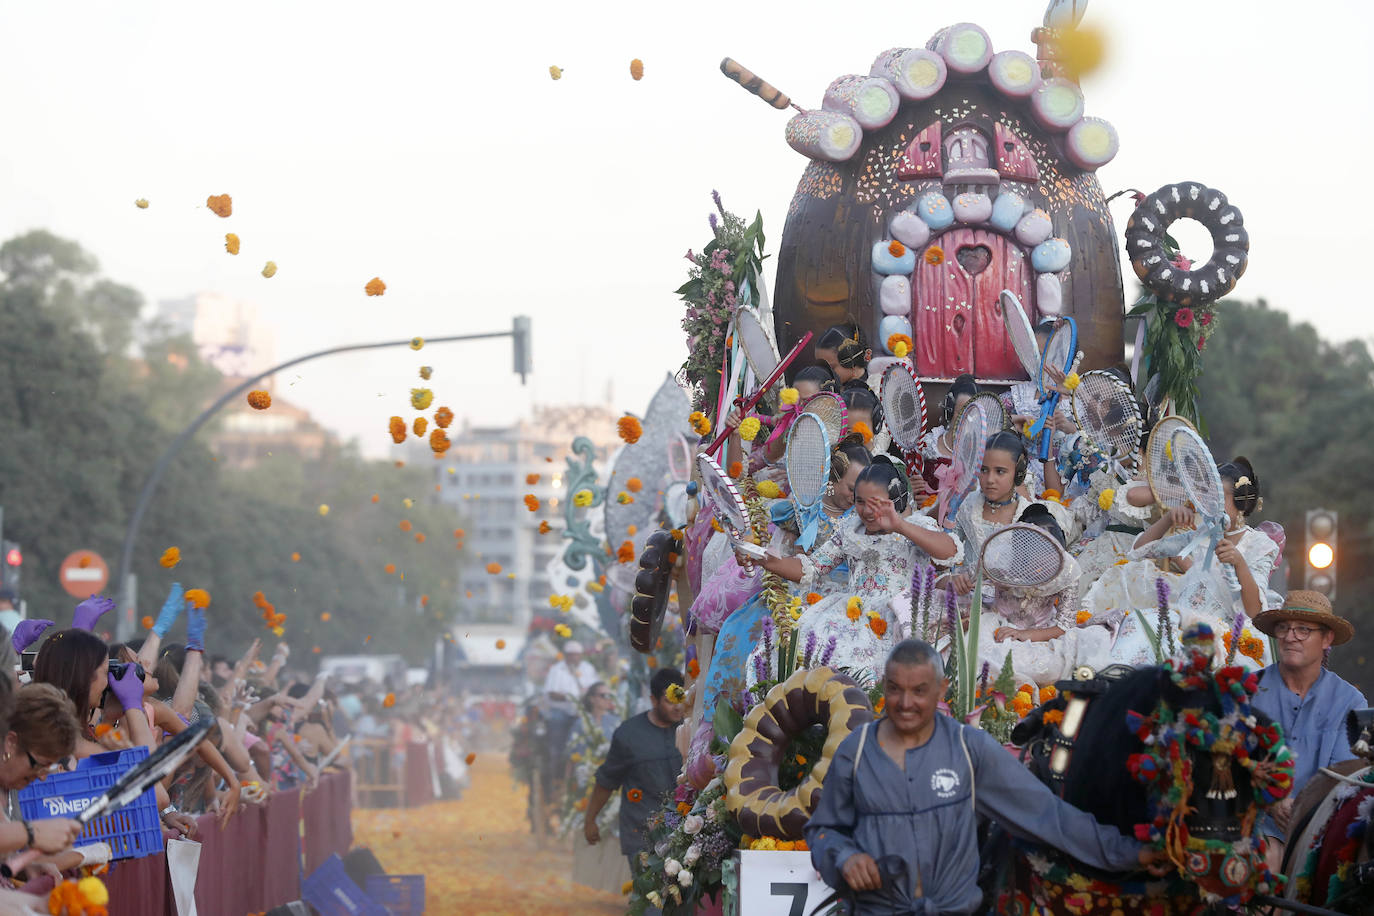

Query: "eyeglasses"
left=1273, top=623, right=1324, bottom=640
left=24, top=749, right=65, bottom=775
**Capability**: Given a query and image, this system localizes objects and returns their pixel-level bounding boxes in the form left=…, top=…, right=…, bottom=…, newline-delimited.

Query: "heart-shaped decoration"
left=956, top=244, right=993, bottom=275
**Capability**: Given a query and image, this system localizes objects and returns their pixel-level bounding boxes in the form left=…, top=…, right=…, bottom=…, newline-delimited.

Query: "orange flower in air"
left=486, top=562, right=502, bottom=574
left=852, top=421, right=873, bottom=444
left=364, top=277, right=386, bottom=296
left=413, top=417, right=428, bottom=436
left=887, top=240, right=906, bottom=258
left=687, top=658, right=700, bottom=678
left=454, top=528, right=465, bottom=538
left=806, top=592, right=822, bottom=605
left=184, top=589, right=211, bottom=609
left=538, top=521, right=551, bottom=534
left=867, top=614, right=888, bottom=638
left=415, top=532, right=427, bottom=544
left=626, top=788, right=643, bottom=803
left=626, top=477, right=643, bottom=493
left=159, top=547, right=181, bottom=569
left=420, top=595, right=429, bottom=606
left=629, top=59, right=644, bottom=81
left=141, top=615, right=154, bottom=630
left=924, top=245, right=945, bottom=266
left=434, top=406, right=454, bottom=429
left=389, top=417, right=406, bottom=444
left=525, top=473, right=540, bottom=485
left=617, top=416, right=642, bottom=444
left=247, top=390, right=271, bottom=410
left=524, top=494, right=541, bottom=512
left=1075, top=610, right=1092, bottom=625
left=384, top=563, right=397, bottom=575
left=397, top=520, right=413, bottom=533
left=430, top=428, right=451, bottom=455
left=1038, top=685, right=1057, bottom=704
left=291, top=552, right=301, bottom=562
left=465, top=752, right=476, bottom=765
left=728, top=461, right=743, bottom=478
left=383, top=693, right=396, bottom=708
left=495, top=638, right=505, bottom=649
left=617, top=540, right=635, bottom=564
left=371, top=494, right=381, bottom=503
left=321, top=612, right=332, bottom=622
left=206, top=194, right=232, bottom=217
left=225, top=233, right=240, bottom=255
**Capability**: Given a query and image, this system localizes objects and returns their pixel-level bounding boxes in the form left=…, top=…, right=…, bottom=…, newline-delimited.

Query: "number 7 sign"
left=737, top=850, right=834, bottom=916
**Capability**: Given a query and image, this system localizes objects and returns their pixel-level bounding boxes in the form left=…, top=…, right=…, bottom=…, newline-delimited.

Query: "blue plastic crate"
left=302, top=854, right=392, bottom=916
left=17, top=746, right=162, bottom=860
left=365, top=874, right=424, bottom=916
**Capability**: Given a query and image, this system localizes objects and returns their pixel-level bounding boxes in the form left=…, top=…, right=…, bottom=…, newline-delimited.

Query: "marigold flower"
left=627, top=788, right=643, bottom=803
left=738, top=416, right=762, bottom=442
left=429, top=428, right=451, bottom=455
left=846, top=596, right=863, bottom=620
left=802, top=592, right=821, bottom=606
left=617, top=415, right=643, bottom=444
left=728, top=461, right=743, bottom=478
left=495, top=639, right=506, bottom=649
left=206, top=194, right=232, bottom=217
left=412, top=417, right=428, bottom=436
left=1063, top=372, right=1081, bottom=391
left=924, top=245, right=945, bottom=266
left=538, top=520, right=551, bottom=534
left=247, top=390, right=272, bottom=410
left=135, top=198, right=149, bottom=209
left=291, top=551, right=301, bottom=562
left=524, top=494, right=541, bottom=512
left=526, top=473, right=541, bottom=485
left=364, top=277, right=386, bottom=296
left=629, top=58, right=644, bottom=80
left=383, top=693, right=396, bottom=708
left=466, top=752, right=477, bottom=765
left=617, top=540, right=635, bottom=564
left=617, top=491, right=634, bottom=505
left=404, top=497, right=413, bottom=508
left=1012, top=690, right=1034, bottom=718
left=410, top=388, right=434, bottom=410
left=1038, top=685, right=1057, bottom=703
left=868, top=614, right=888, bottom=637
left=384, top=563, right=396, bottom=575
left=627, top=525, right=638, bottom=536
left=159, top=547, right=181, bottom=569
left=1076, top=610, right=1093, bottom=625
left=852, top=421, right=873, bottom=444
left=261, top=261, right=277, bottom=278
left=1043, top=709, right=1065, bottom=726
left=399, top=520, right=413, bottom=532
left=625, top=477, right=643, bottom=493
left=1098, top=488, right=1116, bottom=511
left=94, top=724, right=113, bottom=738
left=665, top=683, right=686, bottom=704
left=756, top=479, right=782, bottom=499
left=409, top=337, right=424, bottom=350
left=886, top=333, right=914, bottom=357
left=141, top=615, right=154, bottom=630
left=888, top=239, right=906, bottom=258
left=434, top=406, right=454, bottom=428
left=549, top=65, right=563, bottom=80
left=486, top=562, right=502, bottom=574
left=687, top=658, right=700, bottom=678
left=555, top=623, right=573, bottom=638
left=372, top=494, right=381, bottom=503
left=874, top=697, right=885, bottom=715
left=454, top=528, right=465, bottom=538
left=225, top=233, right=240, bottom=255
left=321, top=612, right=332, bottom=622
left=418, top=367, right=433, bottom=383
left=689, top=411, right=712, bottom=436
left=184, top=588, right=211, bottom=609
left=573, top=489, right=594, bottom=508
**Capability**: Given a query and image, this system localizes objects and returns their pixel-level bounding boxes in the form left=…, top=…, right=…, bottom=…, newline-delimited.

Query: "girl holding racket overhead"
left=916, top=374, right=979, bottom=495
left=738, top=457, right=959, bottom=678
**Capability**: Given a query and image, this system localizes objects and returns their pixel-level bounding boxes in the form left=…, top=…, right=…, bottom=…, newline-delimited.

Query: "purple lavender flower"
left=1226, top=611, right=1244, bottom=664
left=708, top=213, right=719, bottom=232
left=1155, top=576, right=1171, bottom=608
left=711, top=189, right=723, bottom=213
left=819, top=635, right=837, bottom=667
left=752, top=650, right=767, bottom=686
left=944, top=586, right=958, bottom=640
left=978, top=660, right=990, bottom=695
left=803, top=629, right=817, bottom=668
left=761, top=617, right=774, bottom=671
left=1155, top=576, right=1174, bottom=657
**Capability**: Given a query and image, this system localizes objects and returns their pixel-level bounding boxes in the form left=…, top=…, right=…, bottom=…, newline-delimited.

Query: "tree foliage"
left=1200, top=298, right=1374, bottom=693
left=0, top=231, right=462, bottom=665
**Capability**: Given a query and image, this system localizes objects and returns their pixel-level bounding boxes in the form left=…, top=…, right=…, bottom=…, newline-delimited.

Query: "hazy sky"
left=3, top=1, right=1371, bottom=455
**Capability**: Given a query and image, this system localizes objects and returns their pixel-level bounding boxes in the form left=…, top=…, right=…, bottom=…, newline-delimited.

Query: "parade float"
left=538, top=4, right=1308, bottom=914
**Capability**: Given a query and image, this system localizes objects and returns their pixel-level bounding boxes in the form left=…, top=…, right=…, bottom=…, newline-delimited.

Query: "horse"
left=983, top=623, right=1294, bottom=915
left=1275, top=707, right=1374, bottom=914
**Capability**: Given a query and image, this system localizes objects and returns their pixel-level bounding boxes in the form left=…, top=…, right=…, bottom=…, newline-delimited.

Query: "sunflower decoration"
left=246, top=390, right=272, bottom=410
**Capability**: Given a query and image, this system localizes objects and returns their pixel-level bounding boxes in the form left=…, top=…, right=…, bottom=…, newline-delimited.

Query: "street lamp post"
left=115, top=320, right=531, bottom=639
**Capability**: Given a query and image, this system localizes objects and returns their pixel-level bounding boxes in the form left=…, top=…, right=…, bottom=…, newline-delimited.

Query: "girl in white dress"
left=744, top=457, right=960, bottom=680
left=1086, top=457, right=1280, bottom=669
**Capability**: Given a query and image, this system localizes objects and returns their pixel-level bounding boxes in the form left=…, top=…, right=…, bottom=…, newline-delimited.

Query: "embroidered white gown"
left=1067, top=469, right=1155, bottom=595
left=1083, top=524, right=1281, bottom=670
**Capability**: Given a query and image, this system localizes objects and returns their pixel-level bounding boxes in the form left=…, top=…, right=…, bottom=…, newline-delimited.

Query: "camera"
left=108, top=661, right=147, bottom=683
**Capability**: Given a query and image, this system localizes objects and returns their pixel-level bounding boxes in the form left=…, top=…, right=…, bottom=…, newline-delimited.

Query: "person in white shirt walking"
left=542, top=641, right=599, bottom=792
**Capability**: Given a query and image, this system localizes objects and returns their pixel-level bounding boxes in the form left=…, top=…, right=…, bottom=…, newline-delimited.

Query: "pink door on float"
left=913, top=228, right=1036, bottom=380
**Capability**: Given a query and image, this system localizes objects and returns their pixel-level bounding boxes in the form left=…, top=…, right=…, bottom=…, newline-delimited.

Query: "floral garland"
left=1123, top=624, right=1293, bottom=907
left=677, top=191, right=767, bottom=413
left=628, top=777, right=741, bottom=915
left=1125, top=247, right=1219, bottom=426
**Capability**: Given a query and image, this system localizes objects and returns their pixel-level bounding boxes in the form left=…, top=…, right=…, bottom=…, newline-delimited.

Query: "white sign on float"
left=736, top=850, right=834, bottom=916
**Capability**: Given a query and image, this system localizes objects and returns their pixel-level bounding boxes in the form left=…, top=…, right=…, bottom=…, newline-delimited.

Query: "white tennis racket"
left=981, top=523, right=1065, bottom=590
left=1071, top=370, right=1142, bottom=481
left=734, top=308, right=779, bottom=382
left=800, top=391, right=849, bottom=444
left=786, top=412, right=832, bottom=549
left=696, top=453, right=751, bottom=538
left=938, top=405, right=988, bottom=526
left=1001, top=290, right=1041, bottom=380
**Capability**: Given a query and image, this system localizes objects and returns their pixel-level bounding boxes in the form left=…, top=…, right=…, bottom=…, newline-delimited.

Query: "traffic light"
left=512, top=315, right=532, bottom=385
left=1, top=540, right=20, bottom=592
left=1304, top=509, right=1337, bottom=599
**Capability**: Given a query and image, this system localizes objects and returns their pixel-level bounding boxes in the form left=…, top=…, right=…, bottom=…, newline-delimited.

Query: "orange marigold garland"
left=617, top=416, right=642, bottom=444
left=246, top=390, right=272, bottom=410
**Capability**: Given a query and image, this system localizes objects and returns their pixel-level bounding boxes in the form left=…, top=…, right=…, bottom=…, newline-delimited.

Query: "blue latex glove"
left=72, top=595, right=115, bottom=632
left=108, top=662, right=145, bottom=713
left=11, top=619, right=54, bottom=654
left=186, top=605, right=207, bottom=653
left=153, top=582, right=187, bottom=637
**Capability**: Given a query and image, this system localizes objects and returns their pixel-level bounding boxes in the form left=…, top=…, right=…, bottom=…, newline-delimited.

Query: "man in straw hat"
left=1250, top=589, right=1365, bottom=869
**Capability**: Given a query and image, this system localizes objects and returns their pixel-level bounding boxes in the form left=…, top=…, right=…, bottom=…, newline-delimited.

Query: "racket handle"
left=706, top=331, right=813, bottom=453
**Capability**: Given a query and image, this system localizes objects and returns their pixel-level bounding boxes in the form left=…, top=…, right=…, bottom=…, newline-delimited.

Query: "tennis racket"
left=3, top=718, right=214, bottom=877
left=1001, top=290, right=1042, bottom=380
left=1142, top=415, right=1198, bottom=510
left=955, top=392, right=1008, bottom=438
left=980, top=523, right=1065, bottom=590
left=1071, top=370, right=1142, bottom=481
left=696, top=453, right=751, bottom=539
left=734, top=308, right=779, bottom=382
left=1169, top=426, right=1229, bottom=573
left=706, top=331, right=814, bottom=454
left=938, top=404, right=987, bottom=527
left=881, top=362, right=927, bottom=479
left=799, top=391, right=849, bottom=445
left=1028, top=317, right=1078, bottom=459
left=786, top=412, right=832, bottom=550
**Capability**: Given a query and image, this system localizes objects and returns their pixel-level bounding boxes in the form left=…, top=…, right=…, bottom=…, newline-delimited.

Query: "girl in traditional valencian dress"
left=745, top=457, right=960, bottom=679
left=1085, top=457, right=1281, bottom=669
left=916, top=374, right=979, bottom=494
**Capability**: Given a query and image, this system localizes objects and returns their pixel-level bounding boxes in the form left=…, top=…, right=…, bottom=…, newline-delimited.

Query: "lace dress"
left=973, top=553, right=1112, bottom=687
left=787, top=514, right=963, bottom=680
left=952, top=492, right=1075, bottom=591
left=1085, top=525, right=1281, bottom=670
left=917, top=426, right=952, bottom=495
left=1067, top=469, right=1154, bottom=595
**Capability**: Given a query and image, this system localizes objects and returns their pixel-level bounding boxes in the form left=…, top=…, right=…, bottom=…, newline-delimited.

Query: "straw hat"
left=1252, top=590, right=1354, bottom=646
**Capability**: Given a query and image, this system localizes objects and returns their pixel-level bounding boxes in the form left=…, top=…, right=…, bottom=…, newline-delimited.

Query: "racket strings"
left=882, top=382, right=925, bottom=450
left=801, top=394, right=848, bottom=443
left=1073, top=372, right=1142, bottom=461
left=1144, top=417, right=1192, bottom=508
left=786, top=416, right=830, bottom=509
left=736, top=310, right=779, bottom=380
left=1171, top=429, right=1225, bottom=517
left=982, top=526, right=1064, bottom=587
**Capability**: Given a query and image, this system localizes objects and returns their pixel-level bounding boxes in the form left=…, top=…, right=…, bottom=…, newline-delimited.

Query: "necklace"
left=984, top=494, right=1016, bottom=510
